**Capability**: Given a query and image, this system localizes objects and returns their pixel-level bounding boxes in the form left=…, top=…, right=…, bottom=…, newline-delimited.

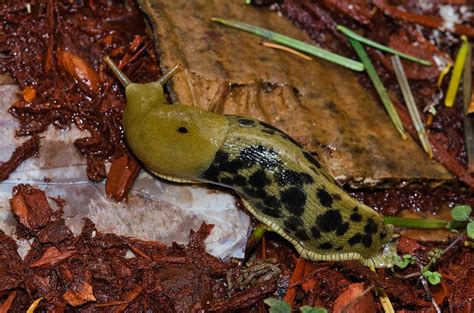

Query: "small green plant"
left=264, top=298, right=291, bottom=313
left=422, top=270, right=442, bottom=285
left=264, top=298, right=327, bottom=313
left=300, top=306, right=328, bottom=313
left=394, top=253, right=442, bottom=286
left=394, top=254, right=416, bottom=269
left=449, top=205, right=474, bottom=238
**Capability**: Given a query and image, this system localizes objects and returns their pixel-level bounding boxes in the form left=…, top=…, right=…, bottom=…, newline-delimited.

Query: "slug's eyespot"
left=177, top=127, right=188, bottom=133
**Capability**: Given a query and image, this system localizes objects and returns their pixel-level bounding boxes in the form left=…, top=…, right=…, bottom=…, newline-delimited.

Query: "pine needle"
left=211, top=18, right=365, bottom=71
left=261, top=41, right=312, bottom=60
left=348, top=38, right=407, bottom=139
left=337, top=25, right=432, bottom=66
left=391, top=56, right=433, bottom=158
left=446, top=35, right=469, bottom=107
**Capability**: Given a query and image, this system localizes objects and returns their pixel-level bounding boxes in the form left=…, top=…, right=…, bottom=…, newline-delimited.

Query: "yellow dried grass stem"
left=445, top=36, right=469, bottom=107
left=261, top=41, right=312, bottom=60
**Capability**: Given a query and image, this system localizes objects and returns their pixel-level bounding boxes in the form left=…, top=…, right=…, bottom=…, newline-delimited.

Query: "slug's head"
left=104, top=56, right=229, bottom=180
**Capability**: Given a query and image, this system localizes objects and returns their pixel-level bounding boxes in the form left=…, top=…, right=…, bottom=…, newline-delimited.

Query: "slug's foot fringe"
left=360, top=239, right=399, bottom=268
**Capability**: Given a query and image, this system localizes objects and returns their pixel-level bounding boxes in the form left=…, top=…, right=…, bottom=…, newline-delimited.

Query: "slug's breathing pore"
left=104, top=56, right=395, bottom=268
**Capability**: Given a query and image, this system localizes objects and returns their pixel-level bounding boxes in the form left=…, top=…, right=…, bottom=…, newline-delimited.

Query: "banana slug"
left=104, top=56, right=394, bottom=267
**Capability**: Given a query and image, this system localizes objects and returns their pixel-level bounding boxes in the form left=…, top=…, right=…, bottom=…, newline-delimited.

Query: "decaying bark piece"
left=0, top=135, right=40, bottom=182
left=137, top=0, right=451, bottom=187
left=10, top=184, right=53, bottom=234
left=105, top=153, right=141, bottom=201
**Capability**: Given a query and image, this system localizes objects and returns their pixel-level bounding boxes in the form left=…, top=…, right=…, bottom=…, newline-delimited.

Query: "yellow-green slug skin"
left=104, top=55, right=393, bottom=266
left=198, top=116, right=393, bottom=264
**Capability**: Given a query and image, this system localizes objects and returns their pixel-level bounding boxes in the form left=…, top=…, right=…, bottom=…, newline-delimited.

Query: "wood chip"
left=105, top=154, right=140, bottom=201
left=63, top=281, right=97, bottom=307
left=332, top=283, right=375, bottom=313
left=10, top=183, right=53, bottom=233
left=0, top=291, right=17, bottom=313
left=30, top=247, right=76, bottom=268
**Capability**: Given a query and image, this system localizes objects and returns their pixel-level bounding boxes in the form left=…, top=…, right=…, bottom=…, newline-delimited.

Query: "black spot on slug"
left=248, top=170, right=269, bottom=189
left=317, top=189, right=333, bottom=208
left=239, top=145, right=281, bottom=169
left=335, top=222, right=350, bottom=236
left=263, top=195, right=280, bottom=207
left=362, top=235, right=372, bottom=248
left=294, top=229, right=310, bottom=241
left=201, top=164, right=220, bottom=182
left=350, top=208, right=363, bottom=222
left=219, top=176, right=233, bottom=185
left=275, top=170, right=314, bottom=186
left=280, top=187, right=306, bottom=216
left=332, top=193, right=342, bottom=201
left=303, top=151, right=322, bottom=169
left=364, top=218, right=378, bottom=235
left=335, top=246, right=343, bottom=251
left=177, top=126, right=188, bottom=133
left=311, top=226, right=321, bottom=239
left=244, top=187, right=268, bottom=199
left=257, top=203, right=282, bottom=218
left=219, top=158, right=245, bottom=174
left=238, top=118, right=256, bottom=127
left=319, top=242, right=333, bottom=250
left=316, top=209, right=342, bottom=232
left=348, top=233, right=362, bottom=246
left=233, top=175, right=247, bottom=186
left=214, top=150, right=229, bottom=164
left=380, top=230, right=387, bottom=240
left=284, top=216, right=302, bottom=231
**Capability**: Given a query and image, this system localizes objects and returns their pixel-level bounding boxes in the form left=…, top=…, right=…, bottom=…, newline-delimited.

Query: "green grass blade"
left=384, top=216, right=448, bottom=229
left=348, top=38, right=407, bottom=139
left=391, top=55, right=433, bottom=157
left=337, top=25, right=432, bottom=66
left=211, top=18, right=364, bottom=72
